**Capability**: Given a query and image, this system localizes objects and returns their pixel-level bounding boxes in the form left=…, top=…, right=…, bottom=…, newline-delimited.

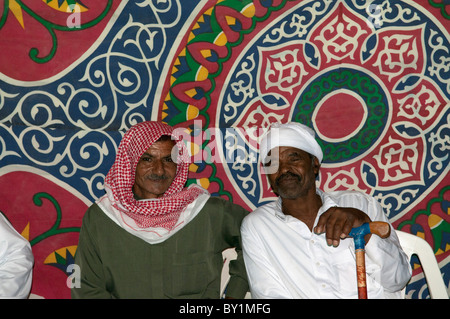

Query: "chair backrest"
left=220, top=248, right=237, bottom=298
left=220, top=248, right=251, bottom=298
left=395, top=230, right=448, bottom=299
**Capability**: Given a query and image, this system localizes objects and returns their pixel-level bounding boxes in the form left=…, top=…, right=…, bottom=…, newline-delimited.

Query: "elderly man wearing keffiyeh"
left=72, top=121, right=249, bottom=299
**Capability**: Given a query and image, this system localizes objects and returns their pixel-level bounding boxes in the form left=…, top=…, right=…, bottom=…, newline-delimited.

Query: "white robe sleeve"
left=0, top=213, right=34, bottom=299
left=364, top=197, right=412, bottom=295
left=241, top=216, right=292, bottom=299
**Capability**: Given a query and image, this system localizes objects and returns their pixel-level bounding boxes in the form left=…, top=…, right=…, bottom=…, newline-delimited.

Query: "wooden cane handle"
left=369, top=221, right=391, bottom=239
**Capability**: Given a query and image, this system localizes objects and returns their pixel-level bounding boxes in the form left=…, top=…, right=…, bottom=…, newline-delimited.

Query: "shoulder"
left=0, top=212, right=30, bottom=248
left=324, top=189, right=375, bottom=206
left=79, top=202, right=131, bottom=246
left=250, top=200, right=279, bottom=217
left=242, top=201, right=278, bottom=229
left=84, top=202, right=105, bottom=218
left=322, top=190, right=383, bottom=219
left=204, top=195, right=228, bottom=206
left=204, top=196, right=249, bottom=214
left=81, top=201, right=111, bottom=228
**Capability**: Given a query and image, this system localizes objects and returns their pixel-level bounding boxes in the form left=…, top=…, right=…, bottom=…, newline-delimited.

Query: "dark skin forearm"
left=313, top=207, right=372, bottom=247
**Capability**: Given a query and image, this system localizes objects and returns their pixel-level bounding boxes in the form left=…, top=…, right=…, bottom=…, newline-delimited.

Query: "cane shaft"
left=355, top=248, right=367, bottom=299
left=350, top=222, right=390, bottom=299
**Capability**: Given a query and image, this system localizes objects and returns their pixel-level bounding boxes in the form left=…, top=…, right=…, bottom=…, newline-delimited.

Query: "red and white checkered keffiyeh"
left=104, top=121, right=206, bottom=229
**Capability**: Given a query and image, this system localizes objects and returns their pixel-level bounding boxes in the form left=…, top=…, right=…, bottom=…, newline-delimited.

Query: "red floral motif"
left=0, top=170, right=88, bottom=299
left=0, top=0, right=121, bottom=81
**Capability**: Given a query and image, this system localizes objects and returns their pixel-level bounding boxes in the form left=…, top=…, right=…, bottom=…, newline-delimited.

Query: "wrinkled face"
left=265, top=146, right=320, bottom=199
left=133, top=139, right=177, bottom=199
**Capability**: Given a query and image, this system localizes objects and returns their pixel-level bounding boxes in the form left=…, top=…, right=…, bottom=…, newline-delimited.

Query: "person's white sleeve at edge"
left=363, top=197, right=412, bottom=295
left=0, top=213, right=34, bottom=299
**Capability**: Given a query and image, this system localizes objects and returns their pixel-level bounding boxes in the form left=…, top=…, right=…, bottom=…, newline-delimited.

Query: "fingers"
left=313, top=206, right=336, bottom=235
left=313, top=211, right=327, bottom=235
left=326, top=212, right=350, bottom=247
left=314, top=207, right=370, bottom=247
left=314, top=207, right=343, bottom=247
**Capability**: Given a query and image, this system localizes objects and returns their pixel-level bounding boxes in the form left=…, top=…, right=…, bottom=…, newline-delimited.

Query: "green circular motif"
left=293, top=69, right=388, bottom=163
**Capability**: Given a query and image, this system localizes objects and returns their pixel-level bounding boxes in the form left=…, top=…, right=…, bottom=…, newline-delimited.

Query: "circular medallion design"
left=162, top=0, right=450, bottom=223
left=292, top=68, right=389, bottom=163
left=313, top=89, right=367, bottom=143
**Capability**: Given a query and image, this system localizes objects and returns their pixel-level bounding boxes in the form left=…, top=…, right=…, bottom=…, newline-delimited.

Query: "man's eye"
left=289, top=153, right=304, bottom=161
left=263, top=160, right=279, bottom=167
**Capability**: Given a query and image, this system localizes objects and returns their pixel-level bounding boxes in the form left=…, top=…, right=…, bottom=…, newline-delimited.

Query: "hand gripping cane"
left=348, top=222, right=391, bottom=299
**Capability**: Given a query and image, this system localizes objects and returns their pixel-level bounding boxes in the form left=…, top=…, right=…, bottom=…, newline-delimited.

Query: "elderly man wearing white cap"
left=241, top=122, right=411, bottom=299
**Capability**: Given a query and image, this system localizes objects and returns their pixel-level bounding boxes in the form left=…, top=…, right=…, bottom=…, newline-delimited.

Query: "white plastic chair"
left=220, top=248, right=237, bottom=297
left=220, top=248, right=251, bottom=298
left=222, top=233, right=449, bottom=299
left=396, top=230, right=449, bottom=299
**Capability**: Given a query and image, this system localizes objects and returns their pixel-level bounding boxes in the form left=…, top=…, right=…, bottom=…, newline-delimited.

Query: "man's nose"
left=151, top=160, right=165, bottom=175
left=277, top=160, right=291, bottom=175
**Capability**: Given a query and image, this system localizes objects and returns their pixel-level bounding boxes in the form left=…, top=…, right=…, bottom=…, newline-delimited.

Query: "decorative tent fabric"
left=0, top=0, right=448, bottom=299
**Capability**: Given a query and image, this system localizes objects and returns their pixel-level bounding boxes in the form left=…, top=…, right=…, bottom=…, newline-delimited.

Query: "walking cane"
left=348, top=222, right=391, bottom=299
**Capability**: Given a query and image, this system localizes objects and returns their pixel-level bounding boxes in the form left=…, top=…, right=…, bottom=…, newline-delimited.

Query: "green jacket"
left=71, top=196, right=249, bottom=299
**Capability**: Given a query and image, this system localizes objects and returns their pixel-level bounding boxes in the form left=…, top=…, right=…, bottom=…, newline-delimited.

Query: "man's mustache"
left=146, top=174, right=170, bottom=181
left=275, top=171, right=301, bottom=186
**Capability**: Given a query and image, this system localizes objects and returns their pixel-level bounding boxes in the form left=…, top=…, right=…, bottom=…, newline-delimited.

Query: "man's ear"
left=312, top=157, right=321, bottom=176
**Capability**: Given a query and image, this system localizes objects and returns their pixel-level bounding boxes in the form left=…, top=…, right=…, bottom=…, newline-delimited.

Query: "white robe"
left=0, top=213, right=34, bottom=298
left=241, top=189, right=412, bottom=299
